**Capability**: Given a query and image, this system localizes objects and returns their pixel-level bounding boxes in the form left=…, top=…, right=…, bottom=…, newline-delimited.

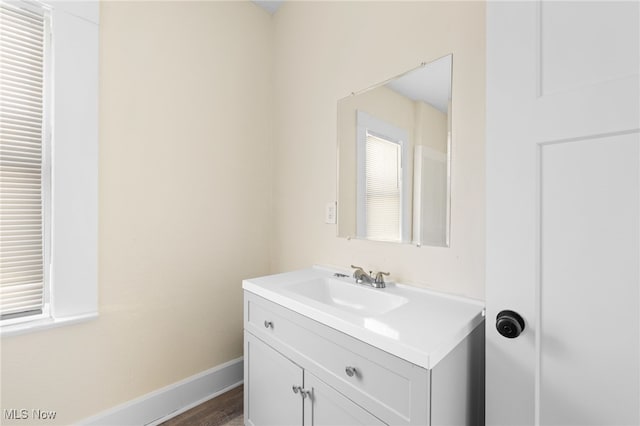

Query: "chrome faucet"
left=350, top=265, right=389, bottom=288
left=351, top=265, right=373, bottom=284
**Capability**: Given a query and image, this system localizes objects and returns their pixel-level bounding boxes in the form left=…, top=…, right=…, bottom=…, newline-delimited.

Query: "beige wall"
left=1, top=1, right=484, bottom=423
left=271, top=1, right=485, bottom=299
left=416, top=100, right=448, bottom=153
left=0, top=2, right=272, bottom=424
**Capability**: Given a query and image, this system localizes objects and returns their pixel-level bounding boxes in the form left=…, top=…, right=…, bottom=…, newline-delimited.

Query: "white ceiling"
left=386, top=55, right=452, bottom=113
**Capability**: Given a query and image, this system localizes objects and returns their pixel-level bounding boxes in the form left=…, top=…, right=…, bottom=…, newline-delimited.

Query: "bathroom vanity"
left=243, top=267, right=485, bottom=426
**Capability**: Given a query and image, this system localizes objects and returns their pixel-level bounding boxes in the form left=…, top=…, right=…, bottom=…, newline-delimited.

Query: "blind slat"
left=1, top=82, right=45, bottom=101
left=365, top=133, right=402, bottom=241
left=0, top=2, right=46, bottom=320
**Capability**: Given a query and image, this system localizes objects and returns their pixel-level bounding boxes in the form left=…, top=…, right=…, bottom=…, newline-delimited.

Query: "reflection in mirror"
left=337, top=55, right=452, bottom=246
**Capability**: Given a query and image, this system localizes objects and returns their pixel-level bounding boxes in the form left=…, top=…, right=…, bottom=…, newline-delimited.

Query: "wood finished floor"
left=160, top=385, right=243, bottom=426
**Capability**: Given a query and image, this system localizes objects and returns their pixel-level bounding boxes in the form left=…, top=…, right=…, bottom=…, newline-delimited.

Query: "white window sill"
left=1, top=312, right=98, bottom=338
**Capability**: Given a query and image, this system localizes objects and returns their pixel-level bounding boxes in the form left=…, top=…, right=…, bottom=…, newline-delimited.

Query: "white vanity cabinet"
left=246, top=332, right=384, bottom=426
left=244, top=287, right=485, bottom=426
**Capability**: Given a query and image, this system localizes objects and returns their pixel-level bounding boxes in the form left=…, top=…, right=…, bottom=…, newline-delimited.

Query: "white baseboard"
left=80, top=357, right=243, bottom=426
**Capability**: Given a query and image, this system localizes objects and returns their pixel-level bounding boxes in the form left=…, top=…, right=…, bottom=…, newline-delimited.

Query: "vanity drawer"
left=305, top=325, right=414, bottom=422
left=245, top=292, right=428, bottom=425
left=245, top=293, right=299, bottom=347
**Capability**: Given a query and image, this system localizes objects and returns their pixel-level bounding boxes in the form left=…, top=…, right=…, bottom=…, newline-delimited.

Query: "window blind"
left=364, top=132, right=402, bottom=241
left=0, top=2, right=46, bottom=319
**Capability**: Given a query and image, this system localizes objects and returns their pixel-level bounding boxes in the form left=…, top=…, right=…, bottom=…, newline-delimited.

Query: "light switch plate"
left=325, top=202, right=337, bottom=224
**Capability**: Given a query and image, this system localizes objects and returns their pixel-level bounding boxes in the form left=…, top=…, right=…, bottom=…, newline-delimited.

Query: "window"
left=364, top=132, right=402, bottom=241
left=0, top=1, right=50, bottom=322
left=0, top=0, right=98, bottom=335
left=356, top=110, right=410, bottom=243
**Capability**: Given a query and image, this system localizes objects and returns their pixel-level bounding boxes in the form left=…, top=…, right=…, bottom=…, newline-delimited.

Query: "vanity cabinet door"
left=246, top=333, right=303, bottom=426
left=304, top=372, right=387, bottom=426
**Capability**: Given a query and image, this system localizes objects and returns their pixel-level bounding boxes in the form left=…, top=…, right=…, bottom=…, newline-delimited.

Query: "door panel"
left=539, top=1, right=639, bottom=95
left=540, top=134, right=639, bottom=425
left=246, top=333, right=303, bottom=426
left=486, top=1, right=640, bottom=424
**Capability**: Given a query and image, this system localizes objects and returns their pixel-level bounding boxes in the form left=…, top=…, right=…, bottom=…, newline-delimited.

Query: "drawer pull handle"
left=264, top=320, right=273, bottom=329
left=292, top=385, right=301, bottom=394
left=345, top=366, right=357, bottom=377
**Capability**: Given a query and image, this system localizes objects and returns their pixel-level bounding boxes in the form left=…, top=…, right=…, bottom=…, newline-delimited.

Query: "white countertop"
left=242, top=266, right=485, bottom=369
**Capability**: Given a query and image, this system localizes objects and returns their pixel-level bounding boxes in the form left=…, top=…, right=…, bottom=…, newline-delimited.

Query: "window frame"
left=355, top=110, right=411, bottom=243
left=1, top=0, right=99, bottom=336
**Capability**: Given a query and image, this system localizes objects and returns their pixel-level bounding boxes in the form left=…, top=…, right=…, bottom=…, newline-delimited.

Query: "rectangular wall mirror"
left=337, top=54, right=452, bottom=247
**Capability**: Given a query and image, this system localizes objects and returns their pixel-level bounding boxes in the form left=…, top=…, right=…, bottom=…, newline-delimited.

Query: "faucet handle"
left=374, top=271, right=390, bottom=284
left=350, top=265, right=369, bottom=283
left=350, top=264, right=365, bottom=276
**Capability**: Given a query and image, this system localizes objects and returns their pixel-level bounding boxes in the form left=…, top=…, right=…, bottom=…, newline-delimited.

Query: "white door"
left=486, top=2, right=640, bottom=425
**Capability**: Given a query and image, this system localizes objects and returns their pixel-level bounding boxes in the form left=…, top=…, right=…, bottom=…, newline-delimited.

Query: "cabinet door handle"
left=345, top=366, right=357, bottom=377
left=264, top=320, right=273, bottom=329
left=292, top=385, right=311, bottom=399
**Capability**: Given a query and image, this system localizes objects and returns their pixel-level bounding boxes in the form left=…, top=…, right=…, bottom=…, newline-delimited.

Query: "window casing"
left=356, top=110, right=410, bottom=243
left=1, top=0, right=98, bottom=335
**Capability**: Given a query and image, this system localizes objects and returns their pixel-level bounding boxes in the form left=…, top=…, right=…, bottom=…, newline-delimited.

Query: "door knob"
left=496, top=310, right=525, bottom=338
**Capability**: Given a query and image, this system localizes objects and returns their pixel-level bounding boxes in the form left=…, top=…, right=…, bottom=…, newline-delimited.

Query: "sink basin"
left=285, top=277, right=408, bottom=316
left=243, top=267, right=486, bottom=368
